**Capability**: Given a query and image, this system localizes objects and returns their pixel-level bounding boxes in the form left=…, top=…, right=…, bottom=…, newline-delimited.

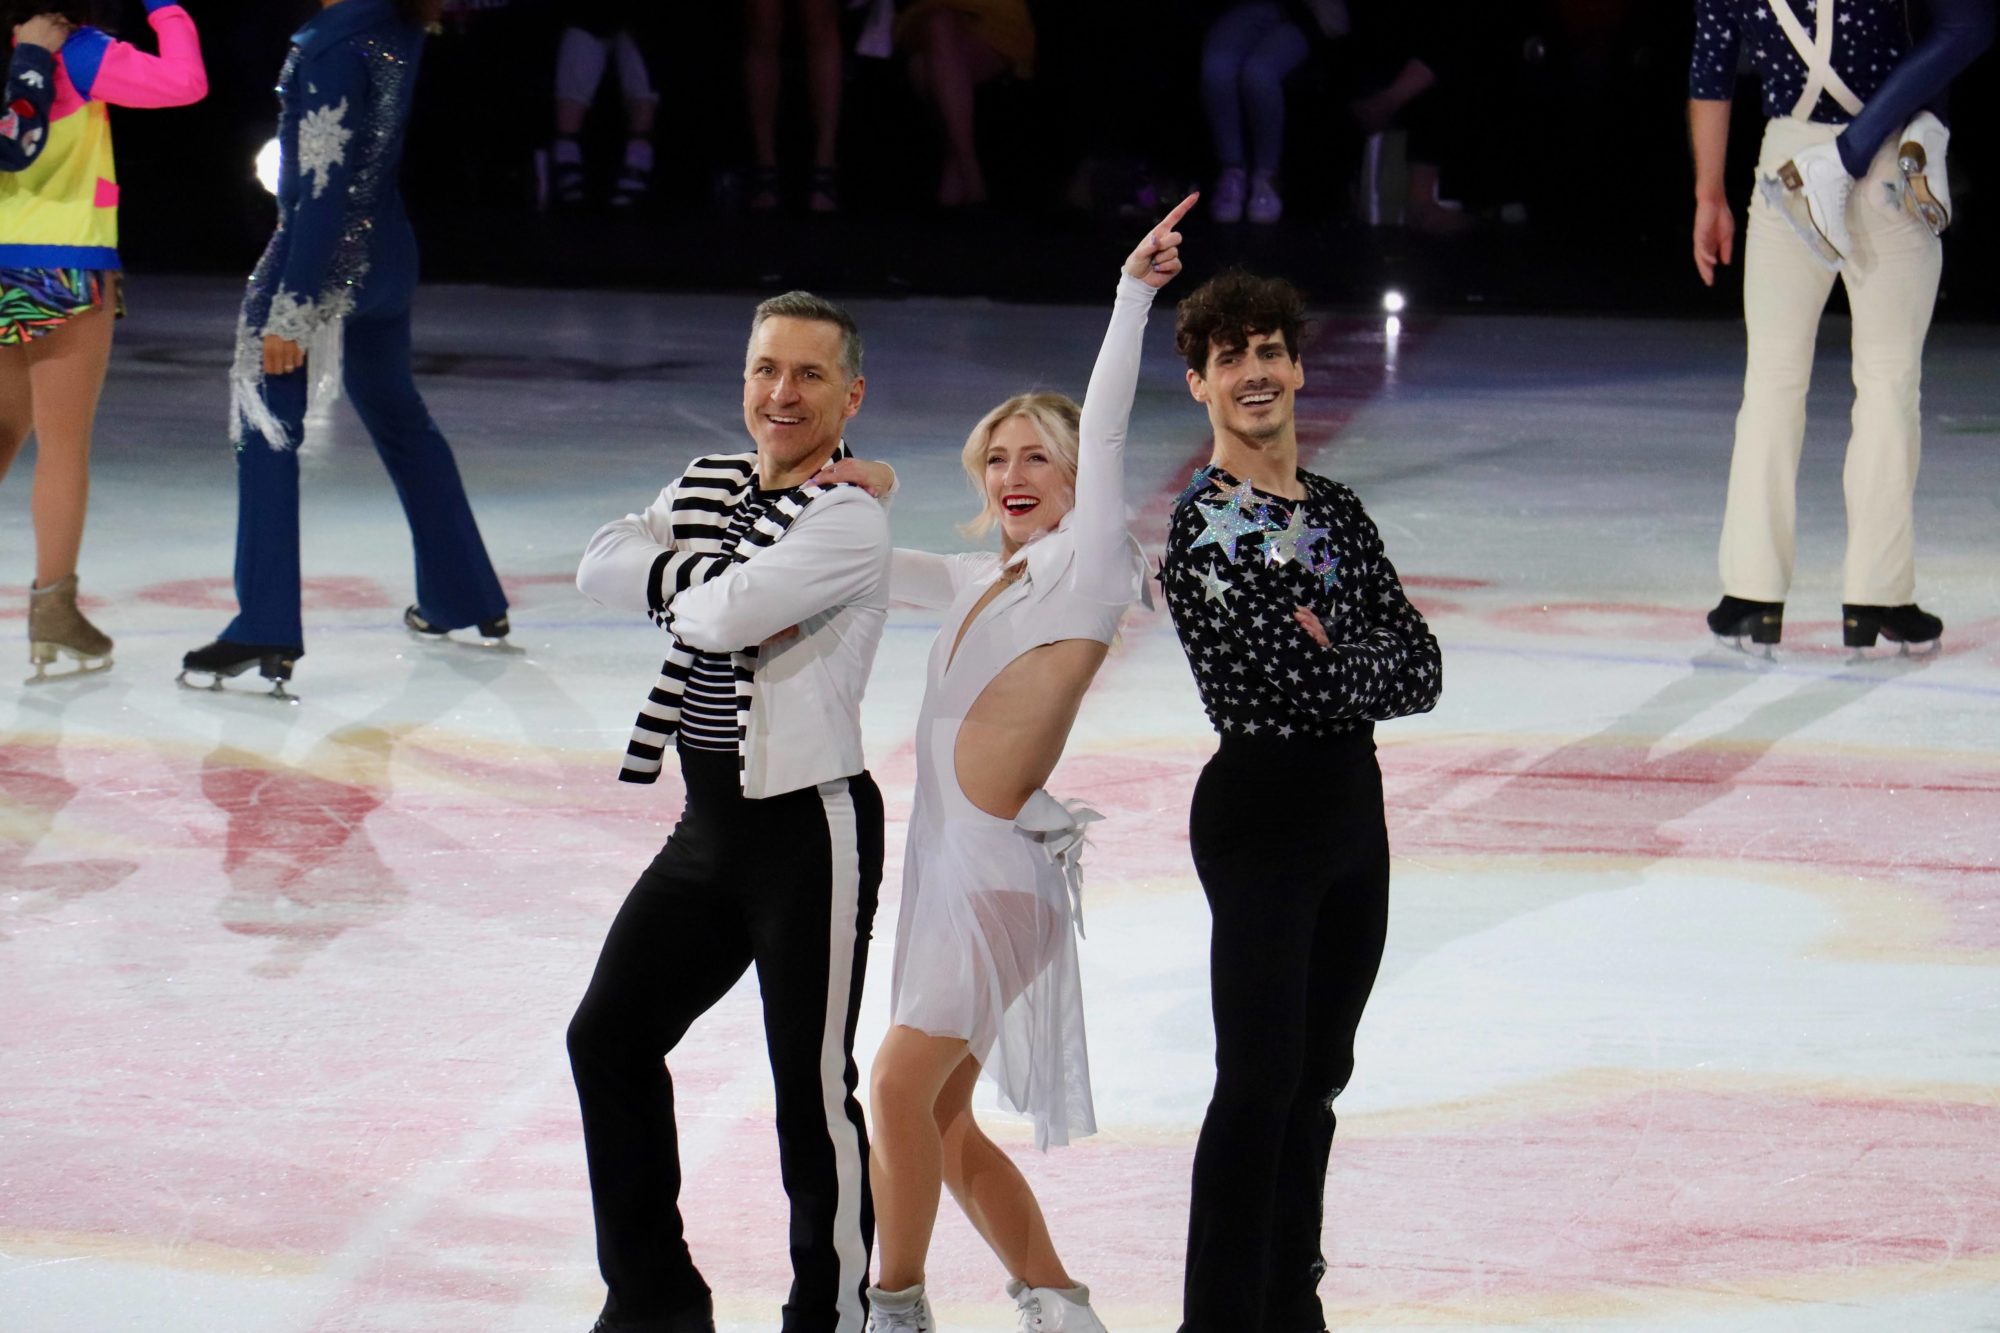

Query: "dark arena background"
left=5, top=1, right=1999, bottom=1329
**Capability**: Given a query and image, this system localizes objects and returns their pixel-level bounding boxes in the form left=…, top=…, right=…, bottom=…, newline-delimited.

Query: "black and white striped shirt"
left=679, top=485, right=802, bottom=753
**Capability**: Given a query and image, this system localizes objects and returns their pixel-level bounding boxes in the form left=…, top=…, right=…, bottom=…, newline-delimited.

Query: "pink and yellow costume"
left=0, top=0, right=206, bottom=343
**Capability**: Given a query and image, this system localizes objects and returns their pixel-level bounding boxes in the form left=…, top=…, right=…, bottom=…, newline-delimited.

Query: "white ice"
left=2, top=279, right=1997, bottom=1331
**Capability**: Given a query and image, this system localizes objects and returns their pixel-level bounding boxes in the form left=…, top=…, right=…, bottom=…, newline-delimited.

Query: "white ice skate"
left=1894, top=110, right=1951, bottom=235
left=1007, top=1279, right=1109, bottom=1333
left=866, top=1283, right=934, bottom=1332
left=1761, top=139, right=1853, bottom=271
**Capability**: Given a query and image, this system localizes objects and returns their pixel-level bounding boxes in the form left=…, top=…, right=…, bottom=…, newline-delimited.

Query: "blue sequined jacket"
left=231, top=0, right=424, bottom=447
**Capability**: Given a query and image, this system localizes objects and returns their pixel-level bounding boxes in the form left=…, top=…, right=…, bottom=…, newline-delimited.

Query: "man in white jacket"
left=570, top=291, right=891, bottom=1333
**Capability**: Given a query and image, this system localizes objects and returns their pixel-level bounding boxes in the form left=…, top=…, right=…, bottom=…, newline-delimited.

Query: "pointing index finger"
left=1156, top=191, right=1200, bottom=238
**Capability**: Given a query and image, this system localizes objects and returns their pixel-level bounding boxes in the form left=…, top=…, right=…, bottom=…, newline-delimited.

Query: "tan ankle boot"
left=28, top=574, right=114, bottom=681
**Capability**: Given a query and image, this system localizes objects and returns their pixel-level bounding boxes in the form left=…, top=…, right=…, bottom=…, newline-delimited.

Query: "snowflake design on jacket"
left=297, top=97, right=352, bottom=199
left=262, top=285, right=354, bottom=343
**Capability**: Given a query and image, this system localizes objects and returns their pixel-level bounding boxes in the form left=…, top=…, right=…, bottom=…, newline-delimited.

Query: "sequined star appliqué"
left=1189, top=490, right=1272, bottom=563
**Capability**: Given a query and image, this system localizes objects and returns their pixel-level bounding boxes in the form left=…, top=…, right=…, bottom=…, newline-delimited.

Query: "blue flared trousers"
left=223, top=305, right=507, bottom=649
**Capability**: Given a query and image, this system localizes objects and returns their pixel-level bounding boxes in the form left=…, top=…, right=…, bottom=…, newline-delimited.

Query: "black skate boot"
left=1707, top=596, right=1783, bottom=655
left=177, top=639, right=303, bottom=700
left=585, top=1292, right=715, bottom=1332
left=404, top=604, right=510, bottom=645
left=1842, top=603, right=1942, bottom=654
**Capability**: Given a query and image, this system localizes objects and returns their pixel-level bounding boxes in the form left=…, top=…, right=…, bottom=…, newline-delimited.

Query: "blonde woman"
left=819, top=195, right=1195, bottom=1333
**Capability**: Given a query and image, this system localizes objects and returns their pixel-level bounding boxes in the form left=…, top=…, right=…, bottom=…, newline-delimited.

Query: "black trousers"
left=1181, top=727, right=1391, bottom=1333
left=568, top=745, right=884, bottom=1333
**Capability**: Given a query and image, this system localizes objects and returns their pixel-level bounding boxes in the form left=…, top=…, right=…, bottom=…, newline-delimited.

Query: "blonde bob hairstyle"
left=959, top=392, right=1082, bottom=538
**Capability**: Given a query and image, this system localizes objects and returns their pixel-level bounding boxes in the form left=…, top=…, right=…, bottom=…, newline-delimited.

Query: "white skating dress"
left=887, top=274, right=1156, bottom=1150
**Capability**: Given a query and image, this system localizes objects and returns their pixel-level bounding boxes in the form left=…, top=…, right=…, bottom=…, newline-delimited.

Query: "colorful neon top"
left=0, top=0, right=207, bottom=270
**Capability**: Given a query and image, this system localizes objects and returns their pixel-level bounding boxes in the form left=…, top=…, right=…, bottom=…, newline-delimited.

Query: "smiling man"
left=569, top=292, right=891, bottom=1333
left=1158, top=270, right=1442, bottom=1333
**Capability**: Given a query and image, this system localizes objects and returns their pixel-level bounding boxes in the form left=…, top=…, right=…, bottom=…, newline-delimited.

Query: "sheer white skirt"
left=889, top=795, right=1095, bottom=1150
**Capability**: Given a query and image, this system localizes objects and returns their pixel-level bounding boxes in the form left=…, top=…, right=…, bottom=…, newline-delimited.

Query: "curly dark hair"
left=1174, top=269, right=1309, bottom=377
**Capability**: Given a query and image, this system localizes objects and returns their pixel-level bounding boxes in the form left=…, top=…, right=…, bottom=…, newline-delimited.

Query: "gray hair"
left=748, top=291, right=864, bottom=382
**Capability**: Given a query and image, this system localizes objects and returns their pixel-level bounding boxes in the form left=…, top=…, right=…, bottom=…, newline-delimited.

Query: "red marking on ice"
left=0, top=744, right=138, bottom=927
left=1403, top=574, right=1492, bottom=591
left=1033, top=733, right=1997, bottom=950
left=1407, top=595, right=1464, bottom=620
left=1486, top=601, right=1697, bottom=641
left=135, top=576, right=397, bottom=612
left=1385, top=739, right=2000, bottom=950
left=200, top=753, right=407, bottom=961
left=644, top=1087, right=2000, bottom=1311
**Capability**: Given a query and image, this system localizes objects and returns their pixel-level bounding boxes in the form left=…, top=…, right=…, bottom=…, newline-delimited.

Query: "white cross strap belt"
left=1767, top=0, right=1866, bottom=119
left=1014, top=790, right=1105, bottom=939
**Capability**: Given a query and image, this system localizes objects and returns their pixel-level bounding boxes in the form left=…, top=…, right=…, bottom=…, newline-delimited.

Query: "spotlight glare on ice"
left=1381, top=289, right=1407, bottom=315
left=254, top=138, right=282, bottom=196
left=1385, top=314, right=1403, bottom=339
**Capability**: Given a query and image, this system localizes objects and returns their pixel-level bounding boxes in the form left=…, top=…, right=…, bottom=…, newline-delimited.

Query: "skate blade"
left=1714, top=634, right=1776, bottom=663
left=1758, top=173, right=1844, bottom=271
left=406, top=626, right=520, bottom=653
left=25, top=655, right=113, bottom=685
left=1843, top=639, right=1940, bottom=666
left=1902, top=179, right=1948, bottom=235
left=176, top=669, right=301, bottom=702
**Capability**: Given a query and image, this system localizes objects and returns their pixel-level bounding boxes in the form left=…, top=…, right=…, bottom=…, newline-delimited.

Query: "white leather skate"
left=1761, top=139, right=1853, bottom=271
left=1894, top=110, right=1951, bottom=235
left=1007, top=1279, right=1108, bottom=1333
left=866, top=1283, right=934, bottom=1332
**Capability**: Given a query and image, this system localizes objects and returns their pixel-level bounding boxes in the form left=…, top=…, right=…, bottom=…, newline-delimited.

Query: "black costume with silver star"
left=1161, top=465, right=1441, bottom=738
left=1164, top=461, right=1441, bottom=1333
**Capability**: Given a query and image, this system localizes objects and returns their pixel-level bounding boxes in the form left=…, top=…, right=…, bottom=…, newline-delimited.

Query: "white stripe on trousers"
left=1719, top=117, right=1941, bottom=605
left=816, top=778, right=869, bottom=1333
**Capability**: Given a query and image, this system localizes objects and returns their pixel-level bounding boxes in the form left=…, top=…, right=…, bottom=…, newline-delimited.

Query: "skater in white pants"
left=1688, top=0, right=1981, bottom=653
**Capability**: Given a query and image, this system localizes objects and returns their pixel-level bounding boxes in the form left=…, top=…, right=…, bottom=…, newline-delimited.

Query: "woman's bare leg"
left=870, top=1024, right=975, bottom=1290
left=744, top=0, right=783, bottom=172
left=800, top=0, right=842, bottom=173
left=911, top=9, right=1008, bottom=206
left=22, top=304, right=114, bottom=586
left=933, top=1054, right=1077, bottom=1290
left=0, top=343, right=32, bottom=486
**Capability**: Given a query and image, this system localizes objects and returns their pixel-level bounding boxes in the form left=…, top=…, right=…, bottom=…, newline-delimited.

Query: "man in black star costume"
left=1158, top=270, right=1442, bottom=1333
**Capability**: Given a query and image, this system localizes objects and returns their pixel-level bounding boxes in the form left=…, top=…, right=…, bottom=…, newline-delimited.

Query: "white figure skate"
left=1761, top=139, right=1853, bottom=271
left=1894, top=110, right=1951, bottom=235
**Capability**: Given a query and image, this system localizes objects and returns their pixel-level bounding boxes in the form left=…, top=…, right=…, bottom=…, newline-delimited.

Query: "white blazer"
left=579, top=472, right=892, bottom=799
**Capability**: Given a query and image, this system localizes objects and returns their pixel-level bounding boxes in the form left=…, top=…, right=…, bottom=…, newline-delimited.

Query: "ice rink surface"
left=2, top=277, right=1997, bottom=1332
